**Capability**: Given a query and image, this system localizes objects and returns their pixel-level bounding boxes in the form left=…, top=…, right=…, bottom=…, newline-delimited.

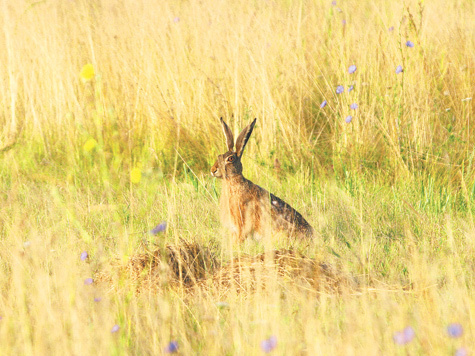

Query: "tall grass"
left=1, top=0, right=473, bottom=179
left=0, top=0, right=474, bottom=354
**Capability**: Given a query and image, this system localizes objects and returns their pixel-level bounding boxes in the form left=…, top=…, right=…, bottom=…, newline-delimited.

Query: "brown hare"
left=211, top=118, right=314, bottom=242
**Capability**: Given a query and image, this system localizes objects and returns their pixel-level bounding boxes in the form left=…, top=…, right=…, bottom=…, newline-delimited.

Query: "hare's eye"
left=227, top=156, right=234, bottom=163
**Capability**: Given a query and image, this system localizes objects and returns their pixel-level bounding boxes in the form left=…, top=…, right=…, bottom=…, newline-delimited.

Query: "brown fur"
left=211, top=118, right=314, bottom=242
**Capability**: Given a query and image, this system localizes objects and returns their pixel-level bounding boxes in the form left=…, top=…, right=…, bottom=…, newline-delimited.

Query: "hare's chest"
left=220, top=190, right=254, bottom=226
left=220, top=192, right=245, bottom=216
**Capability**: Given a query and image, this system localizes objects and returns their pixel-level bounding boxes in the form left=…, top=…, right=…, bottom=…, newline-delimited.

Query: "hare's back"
left=269, top=194, right=313, bottom=237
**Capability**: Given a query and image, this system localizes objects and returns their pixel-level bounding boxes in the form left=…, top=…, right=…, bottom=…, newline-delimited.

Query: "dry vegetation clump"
left=96, top=243, right=354, bottom=296
left=95, top=240, right=219, bottom=293
left=212, top=249, right=355, bottom=295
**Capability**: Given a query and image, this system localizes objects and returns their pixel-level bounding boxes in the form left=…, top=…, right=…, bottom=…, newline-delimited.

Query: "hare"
left=211, top=118, right=314, bottom=242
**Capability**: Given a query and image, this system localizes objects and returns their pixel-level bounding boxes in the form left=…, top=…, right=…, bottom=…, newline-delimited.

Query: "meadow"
left=0, top=0, right=474, bottom=354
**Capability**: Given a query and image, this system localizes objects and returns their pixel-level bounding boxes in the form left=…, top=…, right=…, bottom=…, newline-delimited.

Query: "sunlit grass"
left=0, top=0, right=474, bottom=354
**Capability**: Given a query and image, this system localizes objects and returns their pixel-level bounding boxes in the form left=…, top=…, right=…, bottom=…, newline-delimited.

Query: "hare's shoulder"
left=234, top=177, right=265, bottom=196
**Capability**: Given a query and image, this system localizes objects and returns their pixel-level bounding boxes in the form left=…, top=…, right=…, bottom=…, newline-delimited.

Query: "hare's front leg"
left=236, top=225, right=247, bottom=243
left=222, top=212, right=245, bottom=243
left=232, top=211, right=246, bottom=243
left=225, top=222, right=245, bottom=243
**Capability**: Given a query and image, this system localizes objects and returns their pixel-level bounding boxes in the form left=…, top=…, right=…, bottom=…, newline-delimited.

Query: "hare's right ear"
left=235, top=118, right=257, bottom=158
left=220, top=118, right=234, bottom=151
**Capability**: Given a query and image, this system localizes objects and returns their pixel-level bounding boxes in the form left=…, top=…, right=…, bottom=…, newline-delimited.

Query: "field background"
left=0, top=0, right=474, bottom=354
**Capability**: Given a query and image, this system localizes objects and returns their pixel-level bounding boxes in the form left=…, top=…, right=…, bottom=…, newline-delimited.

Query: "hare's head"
left=211, top=118, right=256, bottom=179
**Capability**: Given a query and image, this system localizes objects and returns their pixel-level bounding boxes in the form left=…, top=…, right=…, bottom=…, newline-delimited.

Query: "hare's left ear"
left=220, top=118, right=234, bottom=151
left=235, top=118, right=257, bottom=158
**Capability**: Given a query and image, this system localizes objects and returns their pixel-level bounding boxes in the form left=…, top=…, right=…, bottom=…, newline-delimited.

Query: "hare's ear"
left=235, top=118, right=257, bottom=158
left=220, top=118, right=234, bottom=151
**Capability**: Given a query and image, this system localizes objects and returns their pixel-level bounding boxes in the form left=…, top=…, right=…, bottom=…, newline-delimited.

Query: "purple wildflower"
left=164, top=341, right=179, bottom=354
left=173, top=17, right=180, bottom=23
left=331, top=0, right=336, bottom=5
left=348, top=85, right=354, bottom=93
left=111, top=324, right=120, bottom=333
left=150, top=222, right=167, bottom=235
left=389, top=26, right=394, bottom=32
left=342, top=19, right=346, bottom=25
left=447, top=323, right=463, bottom=338
left=406, top=41, right=414, bottom=48
left=348, top=65, right=357, bottom=74
left=260, top=336, right=277, bottom=353
left=396, top=65, right=403, bottom=74
left=80, top=251, right=88, bottom=261
left=350, top=103, right=358, bottom=110
left=320, top=100, right=327, bottom=108
left=94, top=297, right=102, bottom=302
left=84, top=278, right=93, bottom=285
left=403, top=327, right=415, bottom=341
left=455, top=347, right=468, bottom=356
left=393, top=326, right=415, bottom=345
left=393, top=331, right=405, bottom=345
left=336, top=85, right=344, bottom=94
left=345, top=115, right=352, bottom=123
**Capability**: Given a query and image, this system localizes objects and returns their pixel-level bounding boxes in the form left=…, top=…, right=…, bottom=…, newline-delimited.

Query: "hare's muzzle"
left=211, top=163, right=218, bottom=176
left=211, top=161, right=222, bottom=178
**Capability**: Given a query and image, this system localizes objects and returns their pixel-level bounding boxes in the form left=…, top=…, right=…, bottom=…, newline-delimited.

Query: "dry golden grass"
left=0, top=0, right=474, bottom=354
left=1, top=0, right=473, bottom=178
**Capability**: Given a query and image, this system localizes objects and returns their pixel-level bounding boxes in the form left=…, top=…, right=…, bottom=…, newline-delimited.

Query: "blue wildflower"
left=260, top=336, right=277, bottom=353
left=80, top=251, right=88, bottom=261
left=111, top=324, right=120, bottom=333
left=396, top=65, right=403, bottom=74
left=389, top=26, right=394, bottom=32
left=447, top=323, right=463, bottom=338
left=348, top=65, right=357, bottom=74
left=84, top=278, right=93, bottom=285
left=164, top=341, right=179, bottom=353
left=336, top=85, right=344, bottom=94
left=348, top=85, right=354, bottom=92
left=320, top=100, right=327, bottom=108
left=345, top=116, right=352, bottom=123
left=350, top=103, right=358, bottom=110
left=150, top=222, right=167, bottom=235
left=393, top=326, right=415, bottom=345
left=406, top=41, right=414, bottom=48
